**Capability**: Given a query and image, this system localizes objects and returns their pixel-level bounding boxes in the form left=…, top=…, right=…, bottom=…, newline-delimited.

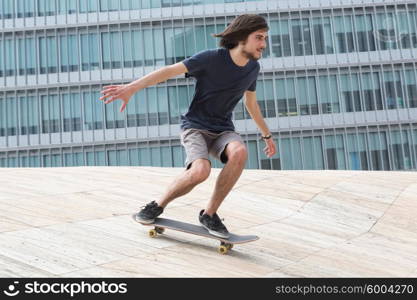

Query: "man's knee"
left=225, top=142, right=248, bottom=163
left=188, top=159, right=211, bottom=183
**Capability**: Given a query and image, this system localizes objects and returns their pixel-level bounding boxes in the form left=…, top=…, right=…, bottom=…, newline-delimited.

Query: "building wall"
left=1, top=0, right=416, bottom=170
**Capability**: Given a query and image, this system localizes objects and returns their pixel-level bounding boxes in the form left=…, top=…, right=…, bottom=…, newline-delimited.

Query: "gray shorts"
left=180, top=128, right=245, bottom=169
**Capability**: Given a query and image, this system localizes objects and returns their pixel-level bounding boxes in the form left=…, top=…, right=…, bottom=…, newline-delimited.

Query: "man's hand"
left=99, top=84, right=135, bottom=112
left=98, top=63, right=187, bottom=113
left=263, top=138, right=277, bottom=158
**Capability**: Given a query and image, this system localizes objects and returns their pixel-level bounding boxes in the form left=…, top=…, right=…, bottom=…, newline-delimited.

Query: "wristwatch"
left=261, top=134, right=272, bottom=140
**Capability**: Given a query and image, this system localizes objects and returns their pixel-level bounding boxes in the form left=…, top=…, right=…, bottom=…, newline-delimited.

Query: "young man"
left=100, top=14, right=276, bottom=238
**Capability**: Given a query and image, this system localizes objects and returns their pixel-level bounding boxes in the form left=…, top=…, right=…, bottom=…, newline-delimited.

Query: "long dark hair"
left=212, top=14, right=269, bottom=49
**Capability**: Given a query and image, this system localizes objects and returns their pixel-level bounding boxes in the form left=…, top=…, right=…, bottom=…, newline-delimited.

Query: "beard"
left=241, top=48, right=261, bottom=61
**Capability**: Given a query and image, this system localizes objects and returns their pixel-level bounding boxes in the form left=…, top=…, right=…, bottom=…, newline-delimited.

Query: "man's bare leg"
left=205, top=142, right=247, bottom=216
left=156, top=158, right=211, bottom=208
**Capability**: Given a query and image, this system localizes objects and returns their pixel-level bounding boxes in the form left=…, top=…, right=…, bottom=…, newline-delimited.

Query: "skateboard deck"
left=132, top=215, right=259, bottom=254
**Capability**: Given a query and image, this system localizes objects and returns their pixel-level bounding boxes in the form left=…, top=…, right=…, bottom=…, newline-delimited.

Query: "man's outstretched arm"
left=244, top=90, right=277, bottom=158
left=126, top=62, right=188, bottom=94
left=99, top=62, right=188, bottom=112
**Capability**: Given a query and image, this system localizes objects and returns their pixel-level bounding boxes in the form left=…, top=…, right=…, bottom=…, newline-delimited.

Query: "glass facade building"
left=1, top=0, right=416, bottom=170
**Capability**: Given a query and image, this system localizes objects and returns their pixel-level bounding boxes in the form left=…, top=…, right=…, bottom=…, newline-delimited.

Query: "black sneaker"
left=134, top=201, right=164, bottom=224
left=199, top=209, right=230, bottom=238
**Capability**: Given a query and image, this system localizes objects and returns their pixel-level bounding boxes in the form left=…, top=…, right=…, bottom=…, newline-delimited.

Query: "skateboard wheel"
left=149, top=229, right=157, bottom=238
left=219, top=245, right=228, bottom=255
left=155, top=227, right=165, bottom=234
left=221, top=242, right=233, bottom=250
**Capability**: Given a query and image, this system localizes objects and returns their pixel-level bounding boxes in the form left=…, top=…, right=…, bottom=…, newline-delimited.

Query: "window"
left=139, top=148, right=151, bottom=166
left=291, top=18, right=312, bottom=56
left=184, top=26, right=195, bottom=59
left=161, top=146, right=172, bottom=167
left=247, top=141, right=259, bottom=169
left=143, top=29, right=154, bottom=66
left=375, top=12, right=397, bottom=50
left=39, top=36, right=58, bottom=74
left=87, top=151, right=105, bottom=165
left=60, top=35, right=79, bottom=72
left=108, top=149, right=128, bottom=166
left=173, top=27, right=186, bottom=63
left=318, top=75, right=340, bottom=114
left=120, top=0, right=130, bottom=10
left=47, top=36, right=58, bottom=73
left=368, top=131, right=389, bottom=170
left=257, top=80, right=276, bottom=118
left=0, top=40, right=3, bottom=77
left=204, top=24, right=218, bottom=50
left=147, top=87, right=158, bottom=126
left=17, top=38, right=25, bottom=75
left=62, top=92, right=82, bottom=132
left=334, top=16, right=355, bottom=53
left=281, top=137, right=302, bottom=170
left=303, top=136, right=324, bottom=170
left=38, top=0, right=56, bottom=16
left=16, top=0, right=25, bottom=18
left=150, top=147, right=162, bottom=167
left=168, top=86, right=180, bottom=124
left=80, top=0, right=98, bottom=13
left=296, top=76, right=318, bottom=115
left=100, top=0, right=119, bottom=12
left=325, top=135, right=346, bottom=170
left=126, top=92, right=139, bottom=127
left=24, top=0, right=35, bottom=17
left=41, top=94, right=60, bottom=133
left=172, top=146, right=184, bottom=167
left=2, top=0, right=14, bottom=19
left=111, top=32, right=122, bottom=68
left=19, top=95, right=39, bottom=135
left=279, top=78, right=297, bottom=116
left=390, top=130, right=412, bottom=170
left=340, top=74, right=362, bottom=112
left=313, top=16, right=334, bottom=54
left=361, top=72, right=383, bottom=111
left=405, top=70, right=417, bottom=108
left=5, top=39, right=15, bottom=76
left=0, top=98, right=5, bottom=137
left=6, top=97, right=17, bottom=136
left=132, top=30, right=144, bottom=67
left=397, top=10, right=413, bottom=49
left=101, top=32, right=111, bottom=69
left=137, top=89, right=147, bottom=126
left=26, top=37, right=36, bottom=75
left=270, top=20, right=291, bottom=57
left=164, top=28, right=175, bottom=65
left=354, top=14, right=376, bottom=51
left=157, top=87, right=169, bottom=125
left=195, top=26, right=206, bottom=53
left=383, top=71, right=404, bottom=109
left=39, top=37, right=47, bottom=74
left=105, top=95, right=124, bottom=129
left=81, top=33, right=100, bottom=71
left=122, top=31, right=133, bottom=68
left=347, top=133, right=368, bottom=170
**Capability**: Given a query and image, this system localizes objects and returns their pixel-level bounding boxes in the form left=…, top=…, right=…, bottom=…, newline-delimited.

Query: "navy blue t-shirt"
left=181, top=48, right=260, bottom=132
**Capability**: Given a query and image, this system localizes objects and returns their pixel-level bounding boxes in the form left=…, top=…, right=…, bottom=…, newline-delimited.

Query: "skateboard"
left=132, top=215, right=259, bottom=254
